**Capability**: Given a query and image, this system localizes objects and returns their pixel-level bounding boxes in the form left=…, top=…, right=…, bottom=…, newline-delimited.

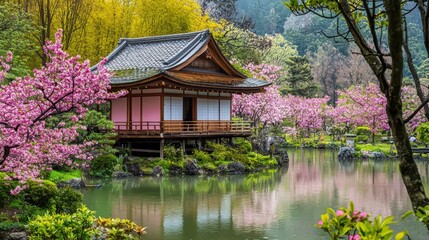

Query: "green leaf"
left=339, top=226, right=351, bottom=236
left=401, top=210, right=414, bottom=220
left=395, top=231, right=406, bottom=240
left=321, top=213, right=330, bottom=223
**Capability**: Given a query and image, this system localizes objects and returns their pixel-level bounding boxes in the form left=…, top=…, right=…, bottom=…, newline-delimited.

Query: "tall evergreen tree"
left=285, top=56, right=318, bottom=97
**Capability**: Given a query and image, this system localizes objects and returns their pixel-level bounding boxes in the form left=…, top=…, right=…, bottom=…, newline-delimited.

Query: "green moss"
left=141, top=167, right=154, bottom=175
left=356, top=143, right=396, bottom=156
left=48, top=170, right=82, bottom=183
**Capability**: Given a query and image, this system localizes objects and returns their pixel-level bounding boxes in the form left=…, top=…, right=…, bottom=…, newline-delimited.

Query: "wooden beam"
left=131, top=149, right=161, bottom=153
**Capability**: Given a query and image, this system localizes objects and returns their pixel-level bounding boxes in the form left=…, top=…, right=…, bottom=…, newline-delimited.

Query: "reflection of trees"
left=82, top=168, right=287, bottom=239
left=81, top=150, right=429, bottom=239
left=287, top=149, right=416, bottom=217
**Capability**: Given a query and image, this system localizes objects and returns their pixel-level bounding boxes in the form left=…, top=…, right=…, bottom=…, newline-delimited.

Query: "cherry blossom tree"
left=334, top=84, right=389, bottom=135
left=283, top=95, right=331, bottom=138
left=332, top=84, right=425, bottom=141
left=232, top=63, right=284, bottom=126
left=0, top=30, right=125, bottom=193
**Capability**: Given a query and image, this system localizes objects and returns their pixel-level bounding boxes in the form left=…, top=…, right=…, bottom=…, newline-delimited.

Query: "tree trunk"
left=385, top=0, right=429, bottom=231
left=387, top=102, right=429, bottom=208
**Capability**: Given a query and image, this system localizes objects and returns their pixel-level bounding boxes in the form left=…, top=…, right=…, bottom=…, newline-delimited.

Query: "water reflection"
left=82, top=150, right=429, bottom=240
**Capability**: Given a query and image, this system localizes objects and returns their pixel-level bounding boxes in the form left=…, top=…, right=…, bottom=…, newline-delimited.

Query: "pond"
left=82, top=149, right=429, bottom=239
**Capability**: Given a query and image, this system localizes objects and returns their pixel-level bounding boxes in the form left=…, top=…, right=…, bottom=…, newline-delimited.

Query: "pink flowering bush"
left=316, top=202, right=408, bottom=240
left=0, top=30, right=125, bottom=193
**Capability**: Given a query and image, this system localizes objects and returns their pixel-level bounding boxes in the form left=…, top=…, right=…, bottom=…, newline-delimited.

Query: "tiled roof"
left=92, top=30, right=210, bottom=72
left=93, top=30, right=269, bottom=90
left=236, top=78, right=270, bottom=88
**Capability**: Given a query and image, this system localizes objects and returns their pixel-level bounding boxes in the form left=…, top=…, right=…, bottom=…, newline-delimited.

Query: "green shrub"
left=316, top=201, right=407, bottom=240
left=0, top=172, right=16, bottom=208
left=55, top=187, right=83, bottom=214
left=417, top=122, right=429, bottom=144
left=96, top=217, right=146, bottom=239
left=356, top=135, right=369, bottom=143
left=355, top=126, right=371, bottom=136
left=164, top=145, right=183, bottom=162
left=24, top=180, right=58, bottom=209
left=18, top=203, right=46, bottom=223
left=157, top=159, right=172, bottom=171
left=201, top=162, right=218, bottom=173
left=28, top=205, right=146, bottom=240
left=28, top=205, right=97, bottom=240
left=192, top=149, right=212, bottom=164
left=89, top=154, right=117, bottom=178
left=233, top=138, right=252, bottom=153
left=0, top=221, right=26, bottom=232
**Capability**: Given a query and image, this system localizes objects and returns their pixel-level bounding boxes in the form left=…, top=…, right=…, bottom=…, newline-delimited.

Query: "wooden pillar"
left=181, top=139, right=186, bottom=155
left=160, top=139, right=165, bottom=159
left=197, top=138, right=202, bottom=150
left=128, top=141, right=132, bottom=156
left=229, top=137, right=233, bottom=146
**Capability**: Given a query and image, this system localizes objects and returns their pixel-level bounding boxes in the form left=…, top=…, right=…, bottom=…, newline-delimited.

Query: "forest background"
left=4, top=0, right=424, bottom=99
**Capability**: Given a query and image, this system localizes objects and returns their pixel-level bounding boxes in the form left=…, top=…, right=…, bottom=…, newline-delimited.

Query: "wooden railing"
left=113, top=121, right=251, bottom=136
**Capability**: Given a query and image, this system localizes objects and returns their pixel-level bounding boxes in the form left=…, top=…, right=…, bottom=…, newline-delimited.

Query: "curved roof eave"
left=90, top=41, right=128, bottom=72
left=109, top=73, right=270, bottom=93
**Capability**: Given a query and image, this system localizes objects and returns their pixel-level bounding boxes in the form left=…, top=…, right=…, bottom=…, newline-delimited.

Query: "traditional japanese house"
left=94, top=30, right=269, bottom=157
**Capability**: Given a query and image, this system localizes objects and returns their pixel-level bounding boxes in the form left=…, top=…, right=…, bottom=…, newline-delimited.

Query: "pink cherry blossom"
left=336, top=210, right=345, bottom=216
left=0, top=29, right=126, bottom=193
left=349, top=234, right=360, bottom=240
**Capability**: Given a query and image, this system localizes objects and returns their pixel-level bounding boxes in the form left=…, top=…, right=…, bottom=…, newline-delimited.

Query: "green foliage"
left=55, top=187, right=83, bottom=214
left=201, top=162, right=218, bottom=173
left=164, top=145, right=184, bottom=163
left=215, top=24, right=269, bottom=63
left=316, top=202, right=407, bottom=240
left=48, top=170, right=82, bottom=183
left=28, top=205, right=98, bottom=240
left=95, top=217, right=146, bottom=239
left=193, top=150, right=211, bottom=164
left=402, top=205, right=429, bottom=226
left=89, top=154, right=118, bottom=178
left=77, top=110, right=117, bottom=154
left=355, top=216, right=406, bottom=240
left=356, top=135, right=369, bottom=143
left=416, top=122, right=429, bottom=144
left=0, top=3, right=37, bottom=78
left=355, top=126, right=371, bottom=136
left=28, top=205, right=146, bottom=240
left=356, top=143, right=395, bottom=156
left=0, top=221, right=26, bottom=233
left=233, top=137, right=252, bottom=154
left=0, top=172, right=17, bottom=208
left=129, top=142, right=276, bottom=174
left=24, top=180, right=59, bottom=209
left=46, top=110, right=117, bottom=155
left=204, top=142, right=277, bottom=171
left=284, top=55, right=318, bottom=97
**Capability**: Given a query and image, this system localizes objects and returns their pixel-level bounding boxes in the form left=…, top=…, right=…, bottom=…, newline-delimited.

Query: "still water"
left=82, top=150, right=429, bottom=239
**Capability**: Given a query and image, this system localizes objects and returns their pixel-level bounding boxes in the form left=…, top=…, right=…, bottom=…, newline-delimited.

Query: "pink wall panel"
left=142, top=96, right=160, bottom=130
left=111, top=97, right=127, bottom=130
left=142, top=96, right=161, bottom=122
left=132, top=97, right=141, bottom=122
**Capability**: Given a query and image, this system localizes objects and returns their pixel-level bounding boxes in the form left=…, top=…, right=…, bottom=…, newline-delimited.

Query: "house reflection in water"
left=83, top=150, right=429, bottom=239
left=86, top=170, right=285, bottom=239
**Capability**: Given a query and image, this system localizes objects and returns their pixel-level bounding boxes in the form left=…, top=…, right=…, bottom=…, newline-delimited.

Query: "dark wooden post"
left=182, top=139, right=186, bottom=155
left=198, top=138, right=202, bottom=150
left=160, top=139, right=165, bottom=159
